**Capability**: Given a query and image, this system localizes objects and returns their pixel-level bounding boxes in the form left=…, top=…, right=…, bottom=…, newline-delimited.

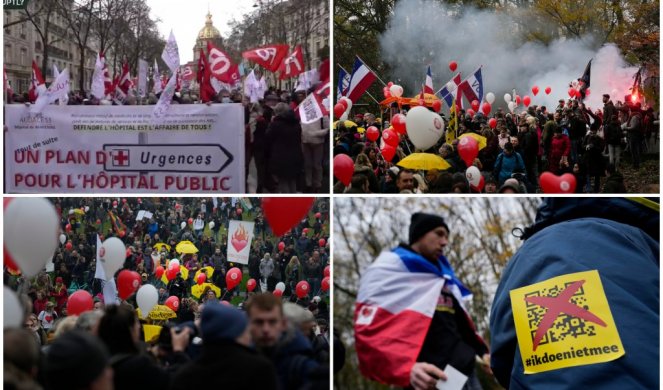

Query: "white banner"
left=5, top=104, right=245, bottom=193
left=226, top=220, right=254, bottom=265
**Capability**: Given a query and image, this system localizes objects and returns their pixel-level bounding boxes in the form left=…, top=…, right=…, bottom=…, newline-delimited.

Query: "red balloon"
left=166, top=267, right=178, bottom=281
left=118, top=230, right=126, bottom=238
left=366, top=126, right=379, bottom=142
left=324, top=265, right=330, bottom=278
left=449, top=61, right=457, bottom=72
left=466, top=109, right=475, bottom=118
left=531, top=86, right=539, bottom=96
left=65, top=242, right=73, bottom=251
left=197, top=272, right=207, bottom=286
left=155, top=266, right=165, bottom=279
left=585, top=88, right=590, bottom=97
left=515, top=95, right=521, bottom=105
left=273, top=289, right=283, bottom=297
left=125, top=248, right=132, bottom=258
left=523, top=96, right=531, bottom=107
left=278, top=241, right=285, bottom=251
left=457, top=136, right=479, bottom=167
left=318, top=238, right=326, bottom=247
left=226, top=267, right=242, bottom=290
left=333, top=154, right=354, bottom=186
left=545, top=87, right=552, bottom=95
left=117, top=270, right=141, bottom=300
left=391, top=114, right=407, bottom=135
left=65, top=224, right=72, bottom=232
left=165, top=296, right=180, bottom=312
left=568, top=88, right=576, bottom=98
left=247, top=278, right=257, bottom=292
left=471, top=100, right=480, bottom=112
left=380, top=143, right=396, bottom=162
left=488, top=118, right=497, bottom=129
left=187, top=218, right=193, bottom=225
left=338, top=99, right=348, bottom=110
left=262, top=197, right=315, bottom=237
left=175, top=203, right=181, bottom=210
left=295, top=280, right=311, bottom=298
left=236, top=208, right=242, bottom=216
left=315, top=212, right=321, bottom=219
left=432, top=100, right=442, bottom=113
left=321, top=277, right=330, bottom=292
left=539, top=172, right=577, bottom=194
left=4, top=245, right=20, bottom=274
left=382, top=128, right=399, bottom=147
left=383, top=87, right=391, bottom=98
left=67, top=290, right=93, bottom=316
left=387, top=81, right=394, bottom=88
left=481, top=102, right=492, bottom=116
left=333, top=103, right=345, bottom=119
left=112, top=200, right=118, bottom=207
left=303, top=228, right=309, bottom=234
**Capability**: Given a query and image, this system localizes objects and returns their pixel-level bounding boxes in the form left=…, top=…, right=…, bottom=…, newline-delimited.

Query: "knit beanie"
left=408, top=212, right=449, bottom=245
left=44, top=331, right=109, bottom=390
left=201, top=302, right=248, bottom=343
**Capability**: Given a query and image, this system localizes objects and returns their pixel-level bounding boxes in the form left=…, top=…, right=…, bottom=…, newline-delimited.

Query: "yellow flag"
left=510, top=270, right=624, bottom=374
left=446, top=98, right=457, bottom=145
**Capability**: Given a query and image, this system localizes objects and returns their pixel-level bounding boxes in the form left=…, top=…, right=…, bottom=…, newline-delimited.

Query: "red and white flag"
left=278, top=45, right=305, bottom=80
left=424, top=65, right=434, bottom=94
left=115, top=61, right=131, bottom=98
left=242, top=44, right=289, bottom=73
left=28, top=60, right=46, bottom=103
left=345, top=57, right=377, bottom=103
left=354, top=248, right=486, bottom=387
left=198, top=48, right=215, bottom=103
left=297, top=79, right=330, bottom=124
left=207, top=41, right=240, bottom=84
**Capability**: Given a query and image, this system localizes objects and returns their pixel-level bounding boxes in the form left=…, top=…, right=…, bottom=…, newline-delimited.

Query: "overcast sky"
left=145, top=0, right=255, bottom=64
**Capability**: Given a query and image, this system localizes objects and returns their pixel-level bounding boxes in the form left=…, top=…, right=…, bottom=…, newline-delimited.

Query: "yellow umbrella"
left=176, top=241, right=198, bottom=254
left=143, top=324, right=162, bottom=343
left=459, top=133, right=487, bottom=150
left=160, top=265, right=189, bottom=284
left=72, top=208, right=85, bottom=216
left=397, top=153, right=451, bottom=171
left=153, top=243, right=171, bottom=252
left=191, top=283, right=221, bottom=299
left=357, top=127, right=366, bottom=134
left=333, top=120, right=358, bottom=129
left=195, top=266, right=214, bottom=280
left=136, top=305, right=177, bottom=321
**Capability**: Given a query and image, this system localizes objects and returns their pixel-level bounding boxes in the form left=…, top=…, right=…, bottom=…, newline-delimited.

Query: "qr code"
left=524, top=281, right=597, bottom=346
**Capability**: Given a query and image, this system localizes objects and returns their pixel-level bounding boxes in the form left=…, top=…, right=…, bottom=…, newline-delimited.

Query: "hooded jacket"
left=490, top=198, right=659, bottom=389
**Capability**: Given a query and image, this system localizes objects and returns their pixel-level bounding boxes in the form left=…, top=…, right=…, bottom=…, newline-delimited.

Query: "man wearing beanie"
left=170, top=302, right=277, bottom=389
left=355, top=212, right=489, bottom=390
left=43, top=330, right=113, bottom=390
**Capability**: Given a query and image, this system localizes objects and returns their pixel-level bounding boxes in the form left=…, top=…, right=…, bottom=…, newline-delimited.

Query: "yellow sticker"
left=510, top=270, right=624, bottom=374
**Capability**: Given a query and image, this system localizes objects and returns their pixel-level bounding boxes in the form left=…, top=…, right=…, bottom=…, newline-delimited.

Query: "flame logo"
left=232, top=224, right=248, bottom=242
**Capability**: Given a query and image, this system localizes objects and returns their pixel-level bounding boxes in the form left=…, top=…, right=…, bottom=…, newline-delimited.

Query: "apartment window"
left=19, top=23, right=25, bottom=38
left=20, top=48, right=27, bottom=66
left=35, top=41, right=41, bottom=51
left=4, top=45, right=11, bottom=63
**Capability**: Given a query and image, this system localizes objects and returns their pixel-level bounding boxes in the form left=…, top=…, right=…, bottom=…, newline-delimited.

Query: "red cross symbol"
left=112, top=150, right=130, bottom=166
left=525, top=280, right=606, bottom=351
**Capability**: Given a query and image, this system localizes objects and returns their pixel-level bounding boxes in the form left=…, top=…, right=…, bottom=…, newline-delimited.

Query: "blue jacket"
left=490, top=198, right=659, bottom=389
left=494, top=151, right=525, bottom=185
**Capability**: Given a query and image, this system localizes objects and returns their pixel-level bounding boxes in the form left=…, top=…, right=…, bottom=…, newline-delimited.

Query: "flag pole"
left=337, top=64, right=381, bottom=105
left=354, top=55, right=387, bottom=87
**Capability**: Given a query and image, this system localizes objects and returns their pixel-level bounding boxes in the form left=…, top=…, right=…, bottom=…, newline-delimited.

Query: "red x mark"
left=525, top=280, right=606, bottom=351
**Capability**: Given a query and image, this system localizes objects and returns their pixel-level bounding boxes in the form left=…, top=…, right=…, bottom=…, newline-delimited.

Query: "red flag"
left=242, top=44, right=289, bottom=72
left=278, top=45, right=305, bottom=80
left=100, top=52, right=113, bottom=96
left=207, top=42, right=240, bottom=84
left=28, top=60, right=46, bottom=103
left=198, top=48, right=215, bottom=103
left=116, top=61, right=131, bottom=97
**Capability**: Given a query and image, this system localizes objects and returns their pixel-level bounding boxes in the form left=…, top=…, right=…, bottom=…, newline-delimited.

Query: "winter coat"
left=494, top=152, right=525, bottom=185
left=548, top=134, right=571, bottom=174
left=265, top=111, right=304, bottom=179
left=490, top=198, right=659, bottom=390
left=111, top=352, right=187, bottom=390
left=518, top=128, right=539, bottom=165
left=581, top=133, right=606, bottom=177
left=604, top=120, right=623, bottom=146
left=264, top=327, right=322, bottom=390
left=260, top=258, right=275, bottom=279
left=301, top=116, right=329, bottom=144
left=171, top=342, right=277, bottom=390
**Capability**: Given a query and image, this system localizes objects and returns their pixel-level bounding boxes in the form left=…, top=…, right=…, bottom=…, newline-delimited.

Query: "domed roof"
left=198, top=12, right=221, bottom=40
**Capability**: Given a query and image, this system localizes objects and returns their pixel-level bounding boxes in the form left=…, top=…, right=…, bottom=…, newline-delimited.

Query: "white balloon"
left=84, top=206, right=90, bottom=212
left=405, top=106, right=445, bottom=150
left=180, top=221, right=186, bottom=229
left=486, top=92, right=495, bottom=104
left=4, top=287, right=23, bottom=328
left=275, top=282, right=286, bottom=292
left=136, top=284, right=158, bottom=319
left=209, top=221, right=215, bottom=229
left=465, top=166, right=481, bottom=187
left=508, top=101, right=517, bottom=113
left=59, top=234, right=67, bottom=245
left=170, top=259, right=180, bottom=268
left=100, top=237, right=125, bottom=280
left=504, top=93, right=512, bottom=104
left=4, top=198, right=59, bottom=278
left=389, top=84, right=404, bottom=98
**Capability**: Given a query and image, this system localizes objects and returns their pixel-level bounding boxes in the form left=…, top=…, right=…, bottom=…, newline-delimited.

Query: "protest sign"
left=5, top=104, right=244, bottom=193
left=227, top=220, right=255, bottom=265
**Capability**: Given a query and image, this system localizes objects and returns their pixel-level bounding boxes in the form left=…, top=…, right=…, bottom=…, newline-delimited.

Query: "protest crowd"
left=4, top=197, right=330, bottom=390
left=333, top=59, right=659, bottom=194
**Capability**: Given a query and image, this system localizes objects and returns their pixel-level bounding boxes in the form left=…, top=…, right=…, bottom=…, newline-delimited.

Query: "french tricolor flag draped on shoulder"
left=355, top=246, right=484, bottom=387
left=424, top=65, right=434, bottom=94
left=345, top=57, right=377, bottom=103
